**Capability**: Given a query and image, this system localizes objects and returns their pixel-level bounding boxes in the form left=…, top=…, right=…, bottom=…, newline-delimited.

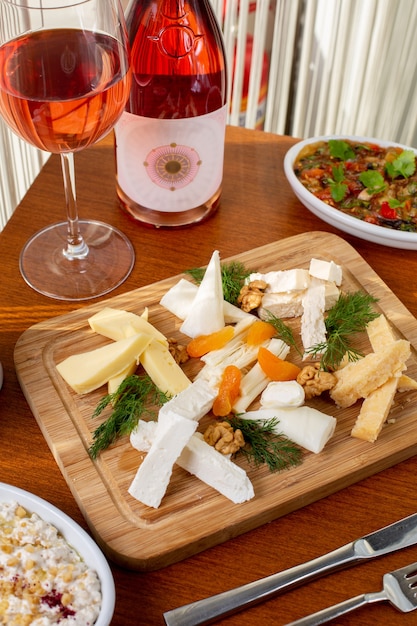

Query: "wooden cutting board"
left=14, top=232, right=417, bottom=571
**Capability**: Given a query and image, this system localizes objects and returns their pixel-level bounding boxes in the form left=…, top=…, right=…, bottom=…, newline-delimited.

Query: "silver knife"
left=163, top=512, right=417, bottom=626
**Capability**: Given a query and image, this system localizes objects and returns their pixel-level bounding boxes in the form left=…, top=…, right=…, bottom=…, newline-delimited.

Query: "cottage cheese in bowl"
left=0, top=483, right=115, bottom=626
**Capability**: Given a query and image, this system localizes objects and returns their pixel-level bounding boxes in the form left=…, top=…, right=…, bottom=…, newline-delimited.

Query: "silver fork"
left=286, top=560, right=417, bottom=625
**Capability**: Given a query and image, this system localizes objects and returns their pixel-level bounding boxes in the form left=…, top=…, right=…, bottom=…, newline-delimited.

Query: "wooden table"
left=0, top=126, right=416, bottom=625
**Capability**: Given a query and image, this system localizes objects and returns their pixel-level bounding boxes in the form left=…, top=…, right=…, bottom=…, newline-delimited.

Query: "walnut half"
left=204, top=421, right=245, bottom=455
left=297, top=363, right=337, bottom=399
left=237, top=280, right=268, bottom=312
left=168, top=338, right=189, bottom=365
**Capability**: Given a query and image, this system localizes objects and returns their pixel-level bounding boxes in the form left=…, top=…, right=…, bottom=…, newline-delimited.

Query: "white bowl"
left=283, top=135, right=417, bottom=250
left=0, top=482, right=115, bottom=625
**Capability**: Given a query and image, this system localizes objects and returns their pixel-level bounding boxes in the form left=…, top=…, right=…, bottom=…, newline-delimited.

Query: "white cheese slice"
left=56, top=333, right=151, bottom=394
left=160, top=278, right=251, bottom=324
left=259, top=291, right=305, bottom=319
left=130, top=423, right=254, bottom=504
left=249, top=269, right=310, bottom=293
left=258, top=282, right=339, bottom=320
left=128, top=413, right=198, bottom=508
left=177, top=433, right=254, bottom=504
left=140, top=339, right=191, bottom=396
left=309, top=259, right=342, bottom=285
left=180, top=250, right=225, bottom=338
left=158, top=379, right=217, bottom=422
left=300, top=277, right=327, bottom=355
left=243, top=406, right=336, bottom=454
left=159, top=279, right=198, bottom=320
left=88, top=307, right=167, bottom=343
left=130, top=419, right=156, bottom=452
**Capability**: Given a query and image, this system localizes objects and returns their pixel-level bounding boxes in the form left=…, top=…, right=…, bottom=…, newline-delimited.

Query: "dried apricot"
left=246, top=320, right=276, bottom=345
left=257, top=346, right=301, bottom=381
left=187, top=326, right=234, bottom=358
left=213, top=365, right=242, bottom=417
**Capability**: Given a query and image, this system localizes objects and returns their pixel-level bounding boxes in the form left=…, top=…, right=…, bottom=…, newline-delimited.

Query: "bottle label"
left=115, top=105, right=227, bottom=212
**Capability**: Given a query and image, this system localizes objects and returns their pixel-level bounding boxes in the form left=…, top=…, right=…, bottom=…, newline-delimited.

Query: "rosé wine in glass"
left=0, top=0, right=134, bottom=300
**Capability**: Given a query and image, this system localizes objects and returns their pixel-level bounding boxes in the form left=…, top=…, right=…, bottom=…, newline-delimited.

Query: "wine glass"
left=0, top=0, right=134, bottom=300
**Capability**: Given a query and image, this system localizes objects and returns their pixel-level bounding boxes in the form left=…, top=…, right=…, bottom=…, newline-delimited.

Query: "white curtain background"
left=1, top=0, right=416, bottom=230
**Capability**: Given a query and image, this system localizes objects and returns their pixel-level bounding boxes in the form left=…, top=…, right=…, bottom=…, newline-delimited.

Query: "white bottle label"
left=115, top=105, right=227, bottom=212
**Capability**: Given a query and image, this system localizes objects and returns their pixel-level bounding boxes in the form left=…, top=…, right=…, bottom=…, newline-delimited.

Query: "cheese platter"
left=14, top=232, right=417, bottom=570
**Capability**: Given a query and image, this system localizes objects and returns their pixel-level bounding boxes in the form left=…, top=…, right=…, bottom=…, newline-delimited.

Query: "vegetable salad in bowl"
left=284, top=135, right=417, bottom=249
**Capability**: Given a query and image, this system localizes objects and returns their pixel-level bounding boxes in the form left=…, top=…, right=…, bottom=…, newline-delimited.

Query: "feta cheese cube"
left=309, top=259, right=342, bottom=286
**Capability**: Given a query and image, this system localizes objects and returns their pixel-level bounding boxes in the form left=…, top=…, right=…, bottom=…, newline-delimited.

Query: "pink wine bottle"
left=115, top=0, right=228, bottom=228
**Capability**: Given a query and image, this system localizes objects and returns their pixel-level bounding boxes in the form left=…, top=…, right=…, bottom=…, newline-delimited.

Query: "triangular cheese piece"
left=180, top=250, right=224, bottom=338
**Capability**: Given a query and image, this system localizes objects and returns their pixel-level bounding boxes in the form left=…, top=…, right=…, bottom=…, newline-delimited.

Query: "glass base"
left=19, top=220, right=135, bottom=301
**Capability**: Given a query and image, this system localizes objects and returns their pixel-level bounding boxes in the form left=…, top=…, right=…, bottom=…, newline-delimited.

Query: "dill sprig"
left=185, top=261, right=252, bottom=305
left=307, top=291, right=379, bottom=370
left=88, top=374, right=170, bottom=459
left=263, top=310, right=303, bottom=357
left=227, top=416, right=303, bottom=472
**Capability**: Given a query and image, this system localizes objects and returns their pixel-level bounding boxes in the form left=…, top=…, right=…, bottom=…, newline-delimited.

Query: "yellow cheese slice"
left=140, top=339, right=191, bottom=396
left=88, top=307, right=167, bottom=343
left=330, top=339, right=410, bottom=408
left=397, top=375, right=417, bottom=392
left=56, top=333, right=151, bottom=394
left=107, top=361, right=138, bottom=395
left=366, top=314, right=398, bottom=349
left=350, top=314, right=416, bottom=442
left=366, top=314, right=417, bottom=391
left=351, top=377, right=399, bottom=442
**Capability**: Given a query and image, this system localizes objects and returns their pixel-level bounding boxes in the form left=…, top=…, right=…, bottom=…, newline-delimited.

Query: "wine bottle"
left=114, top=0, right=228, bottom=228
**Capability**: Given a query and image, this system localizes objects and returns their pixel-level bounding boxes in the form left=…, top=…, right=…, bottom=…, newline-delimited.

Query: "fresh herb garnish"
left=358, top=170, right=387, bottom=195
left=185, top=261, right=252, bottom=305
left=328, top=165, right=348, bottom=202
left=89, top=375, right=170, bottom=459
left=386, top=150, right=416, bottom=179
left=306, top=291, right=379, bottom=370
left=388, top=198, right=406, bottom=209
left=263, top=310, right=303, bottom=357
left=328, top=139, right=355, bottom=161
left=227, top=415, right=303, bottom=472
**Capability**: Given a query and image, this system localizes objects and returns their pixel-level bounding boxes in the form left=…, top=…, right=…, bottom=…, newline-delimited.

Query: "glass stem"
left=61, top=152, right=89, bottom=260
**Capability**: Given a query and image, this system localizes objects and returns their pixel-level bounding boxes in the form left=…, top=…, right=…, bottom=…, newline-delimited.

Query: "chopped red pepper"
left=379, top=201, right=398, bottom=220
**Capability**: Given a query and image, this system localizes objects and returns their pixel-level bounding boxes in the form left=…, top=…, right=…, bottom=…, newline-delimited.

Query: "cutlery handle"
left=163, top=544, right=357, bottom=626
left=285, top=591, right=386, bottom=625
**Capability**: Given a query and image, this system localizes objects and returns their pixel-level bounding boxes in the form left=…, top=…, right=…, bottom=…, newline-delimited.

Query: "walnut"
left=237, top=280, right=268, bottom=312
left=297, top=363, right=337, bottom=399
left=168, top=338, right=189, bottom=365
left=203, top=421, right=245, bottom=455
